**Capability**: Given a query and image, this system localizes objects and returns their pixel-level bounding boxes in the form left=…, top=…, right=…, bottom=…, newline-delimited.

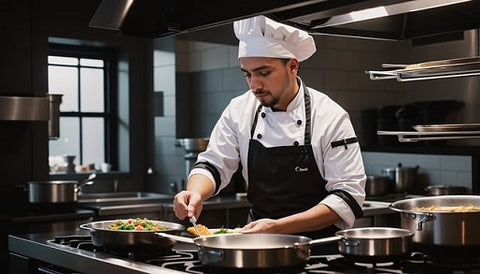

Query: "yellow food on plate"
left=187, top=224, right=211, bottom=236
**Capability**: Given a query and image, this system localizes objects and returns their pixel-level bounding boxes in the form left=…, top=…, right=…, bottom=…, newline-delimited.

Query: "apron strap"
left=250, top=104, right=263, bottom=139
left=303, top=83, right=312, bottom=145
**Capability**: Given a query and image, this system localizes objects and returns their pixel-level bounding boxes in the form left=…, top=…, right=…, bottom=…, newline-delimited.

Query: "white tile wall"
left=362, top=152, right=472, bottom=190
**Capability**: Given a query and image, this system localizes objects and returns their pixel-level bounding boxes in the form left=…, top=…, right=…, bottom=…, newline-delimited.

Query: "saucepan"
left=80, top=219, right=185, bottom=252
left=158, top=227, right=414, bottom=270
left=27, top=173, right=96, bottom=204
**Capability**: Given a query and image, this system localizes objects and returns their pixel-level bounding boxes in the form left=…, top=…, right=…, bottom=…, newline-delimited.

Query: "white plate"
left=209, top=228, right=242, bottom=235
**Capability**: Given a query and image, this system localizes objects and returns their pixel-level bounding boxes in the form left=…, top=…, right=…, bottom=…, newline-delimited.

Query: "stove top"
left=9, top=230, right=480, bottom=274
left=35, top=234, right=480, bottom=274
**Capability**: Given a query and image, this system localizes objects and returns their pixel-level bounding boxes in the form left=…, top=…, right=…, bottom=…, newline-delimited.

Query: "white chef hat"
left=233, top=15, right=316, bottom=62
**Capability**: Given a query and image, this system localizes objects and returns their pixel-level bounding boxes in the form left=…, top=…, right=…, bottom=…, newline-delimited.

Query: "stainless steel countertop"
left=9, top=229, right=195, bottom=274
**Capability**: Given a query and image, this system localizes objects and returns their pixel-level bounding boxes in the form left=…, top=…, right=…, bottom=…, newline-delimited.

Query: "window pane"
left=48, top=65, right=79, bottom=111
left=82, top=117, right=105, bottom=167
left=48, top=56, right=78, bottom=66
left=80, top=67, right=104, bottom=112
left=49, top=117, right=80, bottom=165
left=80, top=58, right=104, bottom=67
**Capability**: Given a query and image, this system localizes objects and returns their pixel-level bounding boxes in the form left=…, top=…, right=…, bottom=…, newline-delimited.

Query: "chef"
left=174, top=15, right=366, bottom=239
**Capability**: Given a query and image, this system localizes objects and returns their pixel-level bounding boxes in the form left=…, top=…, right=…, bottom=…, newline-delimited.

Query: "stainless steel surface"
left=80, top=219, right=185, bottom=251
left=9, top=232, right=187, bottom=274
left=413, top=123, right=480, bottom=132
left=0, top=96, right=49, bottom=120
left=367, top=56, right=480, bottom=81
left=178, top=138, right=209, bottom=152
left=424, top=185, right=469, bottom=196
left=307, top=227, right=413, bottom=258
left=90, top=0, right=480, bottom=40
left=79, top=191, right=173, bottom=205
left=47, top=94, right=62, bottom=140
left=377, top=129, right=480, bottom=142
left=27, top=180, right=80, bottom=203
left=382, top=164, right=418, bottom=193
left=365, top=176, right=392, bottom=197
left=27, top=176, right=96, bottom=203
left=390, top=195, right=480, bottom=246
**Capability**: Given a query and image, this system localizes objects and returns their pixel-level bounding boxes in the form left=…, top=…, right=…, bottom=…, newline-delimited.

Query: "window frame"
left=48, top=43, right=118, bottom=169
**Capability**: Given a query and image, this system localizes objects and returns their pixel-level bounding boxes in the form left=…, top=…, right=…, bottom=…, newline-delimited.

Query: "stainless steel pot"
left=27, top=174, right=95, bottom=203
left=159, top=227, right=413, bottom=269
left=390, top=195, right=480, bottom=246
left=424, top=185, right=469, bottom=196
left=365, top=176, right=392, bottom=197
left=80, top=219, right=185, bottom=251
left=382, top=163, right=419, bottom=193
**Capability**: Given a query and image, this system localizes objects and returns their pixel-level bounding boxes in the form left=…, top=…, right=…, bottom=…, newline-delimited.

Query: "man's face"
left=240, top=57, right=299, bottom=110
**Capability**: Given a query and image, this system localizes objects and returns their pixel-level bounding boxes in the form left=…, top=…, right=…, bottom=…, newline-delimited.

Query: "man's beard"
left=254, top=89, right=279, bottom=108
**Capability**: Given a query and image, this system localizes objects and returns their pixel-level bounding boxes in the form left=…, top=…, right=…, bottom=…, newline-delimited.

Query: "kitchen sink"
left=78, top=192, right=173, bottom=206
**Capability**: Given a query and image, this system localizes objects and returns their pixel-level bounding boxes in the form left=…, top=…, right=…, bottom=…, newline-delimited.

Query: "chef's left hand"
left=241, top=218, right=279, bottom=233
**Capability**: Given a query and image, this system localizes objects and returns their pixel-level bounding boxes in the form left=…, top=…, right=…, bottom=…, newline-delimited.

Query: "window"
left=48, top=44, right=117, bottom=172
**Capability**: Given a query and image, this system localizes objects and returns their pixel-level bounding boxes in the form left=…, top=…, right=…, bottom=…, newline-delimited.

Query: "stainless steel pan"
left=159, top=227, right=413, bottom=269
left=80, top=219, right=185, bottom=251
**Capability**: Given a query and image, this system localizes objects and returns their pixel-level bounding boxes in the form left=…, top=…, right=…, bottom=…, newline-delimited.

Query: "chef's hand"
left=173, top=191, right=203, bottom=221
left=241, top=218, right=279, bottom=234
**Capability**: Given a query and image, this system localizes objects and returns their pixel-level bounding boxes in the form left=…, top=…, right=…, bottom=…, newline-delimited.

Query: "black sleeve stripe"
left=193, top=161, right=222, bottom=194
left=330, top=137, right=358, bottom=149
left=330, top=189, right=363, bottom=219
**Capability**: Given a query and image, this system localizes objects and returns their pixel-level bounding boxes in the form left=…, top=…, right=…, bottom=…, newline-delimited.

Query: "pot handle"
left=415, top=213, right=435, bottom=231
left=77, top=173, right=96, bottom=191
left=156, top=232, right=195, bottom=244
left=307, top=236, right=341, bottom=246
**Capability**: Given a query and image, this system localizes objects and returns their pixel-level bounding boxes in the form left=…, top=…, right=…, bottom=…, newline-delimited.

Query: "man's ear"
left=288, top=58, right=299, bottom=73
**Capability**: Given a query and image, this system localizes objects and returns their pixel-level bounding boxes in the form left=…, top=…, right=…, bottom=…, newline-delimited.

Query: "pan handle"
left=156, top=232, right=195, bottom=244
left=307, top=236, right=341, bottom=246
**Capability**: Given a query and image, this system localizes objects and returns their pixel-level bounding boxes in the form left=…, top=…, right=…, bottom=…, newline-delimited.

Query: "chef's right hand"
left=173, top=190, right=203, bottom=220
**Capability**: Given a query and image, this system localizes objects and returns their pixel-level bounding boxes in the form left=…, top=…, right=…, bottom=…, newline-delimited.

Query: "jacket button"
left=261, top=112, right=266, bottom=118
left=257, top=134, right=262, bottom=139
left=293, top=141, right=299, bottom=146
left=296, top=120, right=302, bottom=125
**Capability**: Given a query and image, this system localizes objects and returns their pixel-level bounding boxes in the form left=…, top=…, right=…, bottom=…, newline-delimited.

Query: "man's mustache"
left=254, top=89, right=267, bottom=95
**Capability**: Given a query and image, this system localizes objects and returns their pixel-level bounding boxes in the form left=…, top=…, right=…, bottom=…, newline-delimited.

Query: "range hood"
left=89, top=0, right=480, bottom=40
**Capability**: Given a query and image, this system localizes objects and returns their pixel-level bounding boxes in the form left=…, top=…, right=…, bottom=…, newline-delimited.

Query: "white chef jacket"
left=190, top=78, right=366, bottom=229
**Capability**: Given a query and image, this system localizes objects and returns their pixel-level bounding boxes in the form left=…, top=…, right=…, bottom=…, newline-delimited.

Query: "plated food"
left=106, top=218, right=172, bottom=231
left=413, top=205, right=480, bottom=212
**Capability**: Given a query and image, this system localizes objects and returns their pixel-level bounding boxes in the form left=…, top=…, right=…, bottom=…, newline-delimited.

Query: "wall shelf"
left=365, top=56, right=480, bottom=82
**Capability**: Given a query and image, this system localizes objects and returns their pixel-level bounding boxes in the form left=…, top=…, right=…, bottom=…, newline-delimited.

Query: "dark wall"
left=0, top=0, right=153, bottom=213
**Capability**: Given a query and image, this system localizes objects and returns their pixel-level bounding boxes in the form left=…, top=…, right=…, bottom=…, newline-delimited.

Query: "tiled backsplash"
left=362, top=151, right=472, bottom=192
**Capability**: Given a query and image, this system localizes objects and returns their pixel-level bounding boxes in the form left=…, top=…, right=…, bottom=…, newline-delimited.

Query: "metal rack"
left=377, top=130, right=480, bottom=142
left=365, top=56, right=480, bottom=82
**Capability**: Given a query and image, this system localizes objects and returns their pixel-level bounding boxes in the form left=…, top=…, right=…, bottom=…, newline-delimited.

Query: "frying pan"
left=80, top=219, right=185, bottom=252
left=158, top=227, right=414, bottom=269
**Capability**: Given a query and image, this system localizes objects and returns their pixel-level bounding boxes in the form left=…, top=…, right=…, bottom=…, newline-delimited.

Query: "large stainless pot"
left=159, top=227, right=413, bottom=269
left=27, top=174, right=95, bottom=203
left=390, top=195, right=480, bottom=246
left=80, top=219, right=185, bottom=251
left=382, top=163, right=419, bottom=193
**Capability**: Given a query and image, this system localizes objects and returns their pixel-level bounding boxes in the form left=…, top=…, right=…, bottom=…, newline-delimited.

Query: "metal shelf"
left=366, top=56, right=480, bottom=82
left=377, top=130, right=480, bottom=142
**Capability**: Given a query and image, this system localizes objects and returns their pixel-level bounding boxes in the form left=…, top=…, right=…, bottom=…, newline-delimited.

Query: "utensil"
left=390, top=195, right=480, bottom=246
left=158, top=227, right=413, bottom=269
left=80, top=219, right=185, bottom=252
left=365, top=175, right=392, bottom=197
left=189, top=216, right=203, bottom=237
left=413, top=123, right=480, bottom=132
left=27, top=173, right=96, bottom=204
left=382, top=163, right=418, bottom=193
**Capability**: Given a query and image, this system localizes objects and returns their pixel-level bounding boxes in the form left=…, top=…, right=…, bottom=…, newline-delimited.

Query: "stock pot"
left=390, top=195, right=480, bottom=246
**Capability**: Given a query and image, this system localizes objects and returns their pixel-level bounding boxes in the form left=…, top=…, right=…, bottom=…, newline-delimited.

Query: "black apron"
left=246, top=81, right=338, bottom=241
